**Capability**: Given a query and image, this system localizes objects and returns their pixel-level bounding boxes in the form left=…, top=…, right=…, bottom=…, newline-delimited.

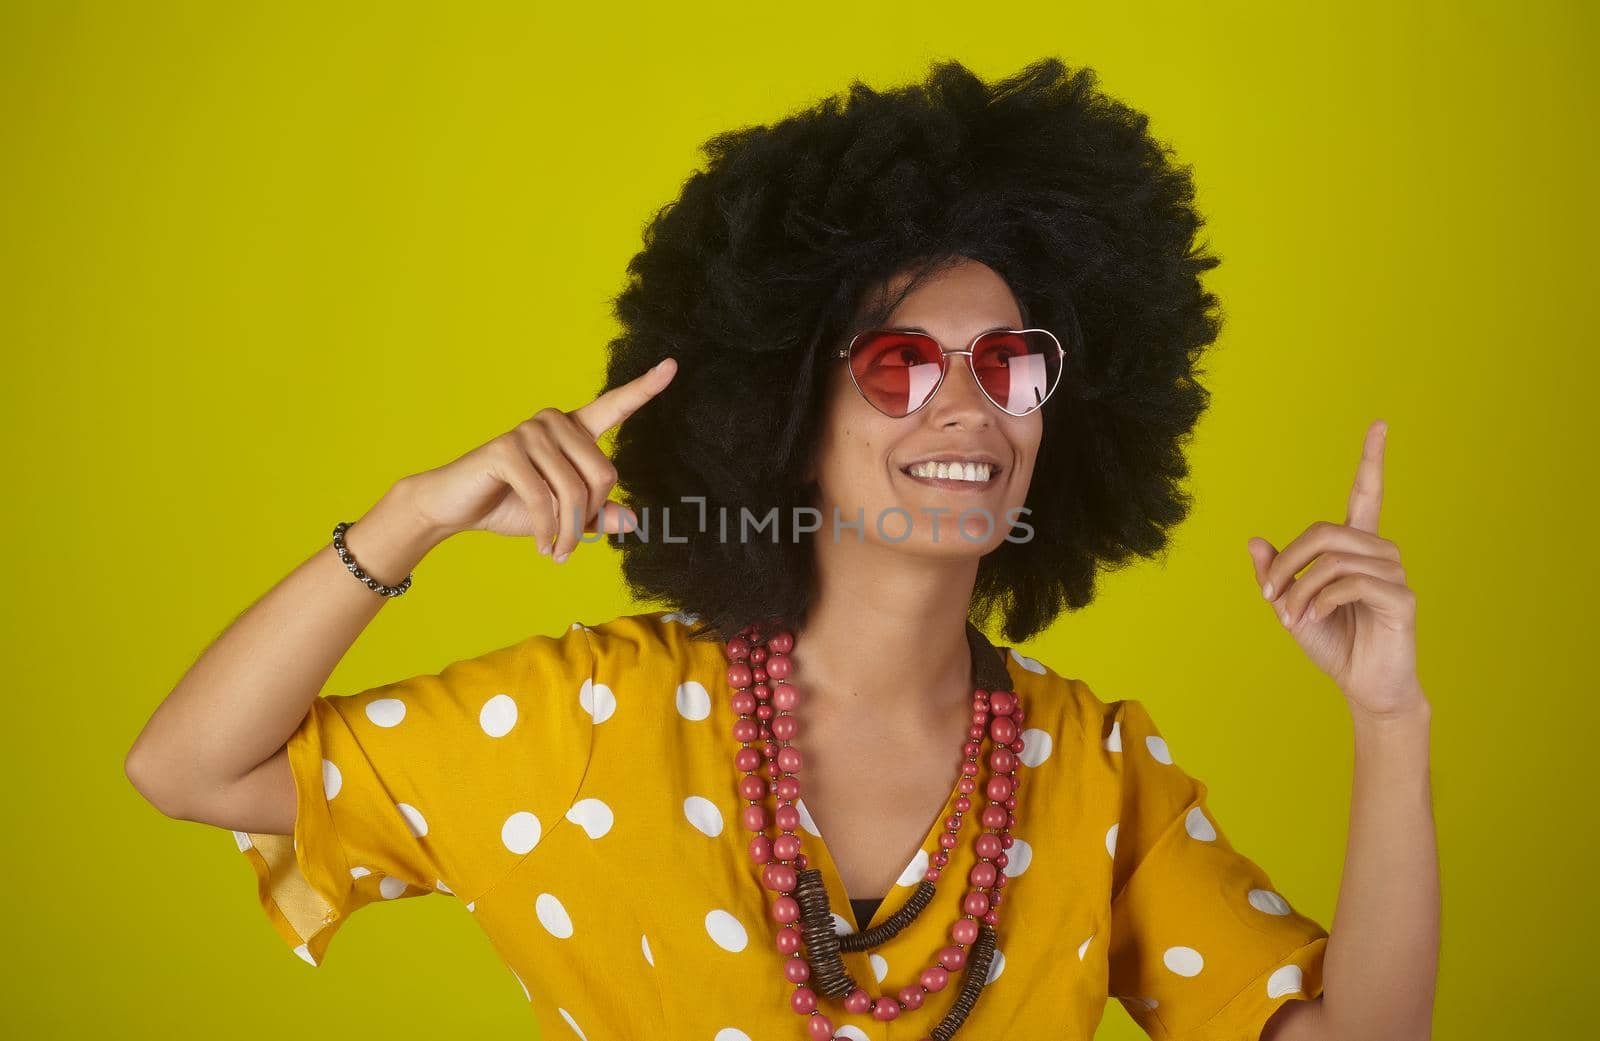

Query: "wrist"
left=336, top=481, right=452, bottom=590
left=384, top=475, right=458, bottom=549
left=1348, top=691, right=1432, bottom=736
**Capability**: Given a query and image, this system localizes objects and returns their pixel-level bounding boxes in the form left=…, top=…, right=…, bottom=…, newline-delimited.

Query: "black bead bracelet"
left=332, top=520, right=414, bottom=598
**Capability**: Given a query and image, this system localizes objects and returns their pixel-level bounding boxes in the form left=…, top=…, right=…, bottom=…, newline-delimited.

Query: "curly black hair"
left=597, top=56, right=1221, bottom=646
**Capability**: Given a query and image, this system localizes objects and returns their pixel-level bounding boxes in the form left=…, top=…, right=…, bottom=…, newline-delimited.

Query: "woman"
left=126, top=58, right=1439, bottom=1040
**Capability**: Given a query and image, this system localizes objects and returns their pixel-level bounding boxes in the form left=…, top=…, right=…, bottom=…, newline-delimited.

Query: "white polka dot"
left=434, top=879, right=453, bottom=894
left=662, top=611, right=701, bottom=626
left=1078, top=933, right=1093, bottom=960
left=1106, top=822, right=1119, bottom=858
left=569, top=621, right=584, bottom=630
left=321, top=759, right=342, bottom=800
left=795, top=798, right=821, bottom=837
left=395, top=802, right=428, bottom=837
left=564, top=798, right=614, bottom=839
left=869, top=953, right=888, bottom=982
left=1105, top=720, right=1122, bottom=752
left=1009, top=648, right=1046, bottom=673
left=641, top=933, right=654, bottom=966
left=713, top=1031, right=752, bottom=1041
left=536, top=893, right=574, bottom=938
left=835, top=1028, right=870, bottom=1041
left=683, top=795, right=724, bottom=837
left=1145, top=734, right=1173, bottom=764
left=985, top=947, right=1006, bottom=984
left=1003, top=837, right=1033, bottom=877
left=1018, top=728, right=1053, bottom=767
left=293, top=943, right=317, bottom=966
left=349, top=866, right=370, bottom=879
left=675, top=680, right=711, bottom=721
left=705, top=909, right=748, bottom=952
left=831, top=912, right=855, bottom=936
left=1163, top=945, right=1204, bottom=976
left=1185, top=807, right=1217, bottom=841
left=379, top=876, right=407, bottom=899
left=502, top=811, right=542, bottom=855
left=512, top=969, right=529, bottom=1000
left=479, top=694, right=518, bottom=737
left=365, top=697, right=406, bottom=727
left=1267, top=963, right=1304, bottom=998
left=579, top=678, right=616, bottom=724
left=1249, top=888, right=1293, bottom=916
left=557, top=1006, right=588, bottom=1039
left=896, top=849, right=930, bottom=886
left=466, top=901, right=476, bottom=912
left=232, top=830, right=253, bottom=852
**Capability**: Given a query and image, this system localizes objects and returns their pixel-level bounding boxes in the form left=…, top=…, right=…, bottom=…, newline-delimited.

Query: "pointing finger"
left=570, top=357, right=678, bottom=441
left=1345, top=419, right=1387, bottom=534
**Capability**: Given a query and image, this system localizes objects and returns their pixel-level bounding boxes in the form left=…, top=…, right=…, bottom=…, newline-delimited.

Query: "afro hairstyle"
left=597, top=56, right=1222, bottom=645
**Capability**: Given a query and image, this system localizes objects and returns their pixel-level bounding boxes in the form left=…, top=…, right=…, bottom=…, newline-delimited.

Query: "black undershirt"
left=850, top=895, right=886, bottom=931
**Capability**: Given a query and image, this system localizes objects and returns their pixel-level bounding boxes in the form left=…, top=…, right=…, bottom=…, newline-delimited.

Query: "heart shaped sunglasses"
left=833, top=326, right=1066, bottom=418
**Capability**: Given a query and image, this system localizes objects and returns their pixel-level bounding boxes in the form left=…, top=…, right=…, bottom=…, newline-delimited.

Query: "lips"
left=900, top=458, right=1002, bottom=490
left=905, top=460, right=995, bottom=482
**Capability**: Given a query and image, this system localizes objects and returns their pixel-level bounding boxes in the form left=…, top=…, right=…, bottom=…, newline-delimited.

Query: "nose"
left=926, top=353, right=993, bottom=429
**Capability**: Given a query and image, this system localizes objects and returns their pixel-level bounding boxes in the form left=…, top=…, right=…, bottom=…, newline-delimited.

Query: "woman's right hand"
left=404, top=357, right=678, bottom=562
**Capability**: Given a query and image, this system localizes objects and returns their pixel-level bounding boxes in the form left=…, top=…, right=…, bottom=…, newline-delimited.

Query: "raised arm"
left=124, top=356, right=678, bottom=834
left=1250, top=419, right=1440, bottom=1041
left=124, top=480, right=452, bottom=831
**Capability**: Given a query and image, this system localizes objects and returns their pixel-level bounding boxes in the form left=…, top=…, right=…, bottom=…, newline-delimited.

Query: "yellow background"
left=3, top=1, right=1592, bottom=1037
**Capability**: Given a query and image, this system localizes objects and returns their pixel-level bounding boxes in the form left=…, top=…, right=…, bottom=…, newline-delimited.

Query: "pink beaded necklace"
left=723, top=621, right=1026, bottom=1041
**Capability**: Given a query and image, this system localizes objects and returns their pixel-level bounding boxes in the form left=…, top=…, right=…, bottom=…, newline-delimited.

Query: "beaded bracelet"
left=332, top=520, right=414, bottom=598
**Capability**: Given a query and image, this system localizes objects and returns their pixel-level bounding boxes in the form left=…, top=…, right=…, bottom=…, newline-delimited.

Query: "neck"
left=791, top=536, right=980, bottom=734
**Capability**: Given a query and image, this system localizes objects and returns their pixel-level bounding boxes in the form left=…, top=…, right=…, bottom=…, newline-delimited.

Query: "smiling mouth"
left=900, top=460, right=1001, bottom=489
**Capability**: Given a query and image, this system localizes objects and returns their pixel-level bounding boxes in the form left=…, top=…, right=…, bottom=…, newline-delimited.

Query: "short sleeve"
left=1105, top=699, right=1329, bottom=1041
left=232, top=622, right=597, bottom=966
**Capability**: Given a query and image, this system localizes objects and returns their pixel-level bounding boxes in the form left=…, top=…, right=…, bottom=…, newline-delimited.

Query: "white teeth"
left=908, top=461, right=993, bottom=483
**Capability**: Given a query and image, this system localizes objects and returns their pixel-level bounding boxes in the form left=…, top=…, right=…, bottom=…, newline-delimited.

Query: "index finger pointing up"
left=570, top=357, right=678, bottom=441
left=1345, top=418, right=1388, bottom=534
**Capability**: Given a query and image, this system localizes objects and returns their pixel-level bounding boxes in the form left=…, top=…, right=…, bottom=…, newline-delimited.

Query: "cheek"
left=833, top=432, right=888, bottom=492
left=1007, top=422, right=1044, bottom=485
left=815, top=427, right=900, bottom=502
left=819, top=392, right=897, bottom=482
left=1023, top=414, right=1045, bottom=452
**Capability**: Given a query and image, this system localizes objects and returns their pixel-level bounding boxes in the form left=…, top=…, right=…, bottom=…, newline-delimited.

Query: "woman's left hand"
left=1247, top=419, right=1426, bottom=721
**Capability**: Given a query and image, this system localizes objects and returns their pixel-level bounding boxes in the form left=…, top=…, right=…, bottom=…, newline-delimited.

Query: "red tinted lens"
left=847, top=331, right=946, bottom=417
left=971, top=330, right=1062, bottom=415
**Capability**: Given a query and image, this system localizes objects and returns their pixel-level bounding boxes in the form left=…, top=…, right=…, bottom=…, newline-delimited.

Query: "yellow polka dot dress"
left=235, top=611, right=1328, bottom=1039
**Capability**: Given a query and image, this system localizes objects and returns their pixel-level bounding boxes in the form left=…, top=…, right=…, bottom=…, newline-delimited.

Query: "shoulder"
left=995, top=643, right=1163, bottom=757
left=479, top=613, right=695, bottom=707
left=563, top=609, right=721, bottom=676
left=549, top=611, right=724, bottom=730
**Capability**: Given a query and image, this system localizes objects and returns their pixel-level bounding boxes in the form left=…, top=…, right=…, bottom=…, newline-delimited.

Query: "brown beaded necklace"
left=723, top=620, right=1025, bottom=1041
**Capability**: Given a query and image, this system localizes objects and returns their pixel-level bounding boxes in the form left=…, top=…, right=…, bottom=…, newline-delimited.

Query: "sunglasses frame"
left=833, top=326, right=1067, bottom=419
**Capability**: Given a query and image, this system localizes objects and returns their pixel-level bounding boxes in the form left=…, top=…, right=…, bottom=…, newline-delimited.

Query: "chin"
left=874, top=509, right=1011, bottom=558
